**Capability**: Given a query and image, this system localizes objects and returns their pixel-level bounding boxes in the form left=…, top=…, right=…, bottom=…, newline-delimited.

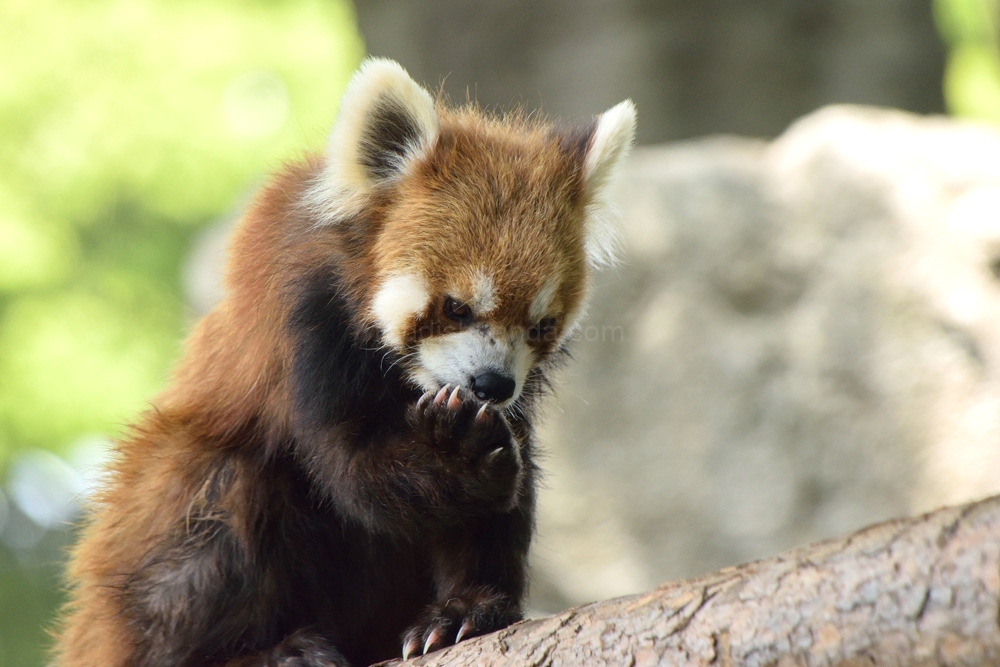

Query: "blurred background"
left=1, top=0, right=998, bottom=664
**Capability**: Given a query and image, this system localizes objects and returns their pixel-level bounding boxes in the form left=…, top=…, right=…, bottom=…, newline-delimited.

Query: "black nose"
left=470, top=371, right=516, bottom=403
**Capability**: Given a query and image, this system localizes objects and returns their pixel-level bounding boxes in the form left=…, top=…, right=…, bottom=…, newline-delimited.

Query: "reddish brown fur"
left=56, top=161, right=323, bottom=666
left=55, top=101, right=597, bottom=667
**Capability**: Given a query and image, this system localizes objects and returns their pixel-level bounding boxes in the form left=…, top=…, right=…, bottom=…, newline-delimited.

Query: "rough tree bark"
left=386, top=494, right=1000, bottom=667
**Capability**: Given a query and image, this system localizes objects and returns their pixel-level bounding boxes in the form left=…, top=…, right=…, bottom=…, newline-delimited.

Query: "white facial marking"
left=530, top=277, right=560, bottom=322
left=412, top=329, right=532, bottom=406
left=371, top=273, right=430, bottom=349
left=469, top=270, right=498, bottom=314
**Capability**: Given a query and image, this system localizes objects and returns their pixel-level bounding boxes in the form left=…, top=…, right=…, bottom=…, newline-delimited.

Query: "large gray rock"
left=530, top=106, right=1000, bottom=613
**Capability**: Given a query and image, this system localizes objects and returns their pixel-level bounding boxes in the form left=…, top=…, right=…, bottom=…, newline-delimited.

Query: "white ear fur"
left=582, top=99, right=637, bottom=267
left=308, top=58, right=439, bottom=224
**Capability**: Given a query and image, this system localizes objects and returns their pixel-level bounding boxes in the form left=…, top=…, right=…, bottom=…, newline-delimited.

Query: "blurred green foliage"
left=0, top=1, right=361, bottom=664
left=0, top=0, right=362, bottom=466
left=0, top=529, right=67, bottom=667
left=936, top=0, right=1000, bottom=122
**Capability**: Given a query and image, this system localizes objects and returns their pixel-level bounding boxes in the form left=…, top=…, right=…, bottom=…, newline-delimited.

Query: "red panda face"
left=306, top=59, right=635, bottom=406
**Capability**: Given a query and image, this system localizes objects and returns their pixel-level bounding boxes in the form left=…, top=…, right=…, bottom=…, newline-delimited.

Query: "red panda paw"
left=400, top=591, right=522, bottom=660
left=412, top=386, right=523, bottom=507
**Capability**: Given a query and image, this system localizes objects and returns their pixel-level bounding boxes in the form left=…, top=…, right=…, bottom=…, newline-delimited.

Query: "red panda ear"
left=580, top=100, right=637, bottom=268
left=309, top=58, right=439, bottom=223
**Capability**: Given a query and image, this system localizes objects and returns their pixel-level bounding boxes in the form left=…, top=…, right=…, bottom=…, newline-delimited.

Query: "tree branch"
left=387, top=494, right=1000, bottom=666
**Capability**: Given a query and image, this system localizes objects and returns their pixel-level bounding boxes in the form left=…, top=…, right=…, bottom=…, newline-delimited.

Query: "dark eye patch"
left=528, top=317, right=557, bottom=343
left=443, top=297, right=473, bottom=324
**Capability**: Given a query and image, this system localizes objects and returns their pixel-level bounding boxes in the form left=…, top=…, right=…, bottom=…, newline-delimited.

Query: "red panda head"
left=304, top=59, right=635, bottom=407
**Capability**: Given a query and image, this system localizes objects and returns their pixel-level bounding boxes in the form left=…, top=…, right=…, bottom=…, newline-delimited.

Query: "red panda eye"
left=529, top=318, right=557, bottom=342
left=443, top=297, right=472, bottom=323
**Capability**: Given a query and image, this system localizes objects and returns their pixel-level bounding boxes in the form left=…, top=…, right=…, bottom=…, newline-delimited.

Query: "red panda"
left=54, top=59, right=635, bottom=667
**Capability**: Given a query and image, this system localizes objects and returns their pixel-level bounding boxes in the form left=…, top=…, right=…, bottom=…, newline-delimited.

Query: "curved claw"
left=402, top=634, right=421, bottom=660
left=455, top=620, right=474, bottom=643
left=416, top=391, right=434, bottom=412
left=423, top=627, right=444, bottom=655
left=475, top=403, right=490, bottom=422
left=447, top=385, right=463, bottom=410
left=434, top=385, right=451, bottom=406
left=485, top=446, right=505, bottom=465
